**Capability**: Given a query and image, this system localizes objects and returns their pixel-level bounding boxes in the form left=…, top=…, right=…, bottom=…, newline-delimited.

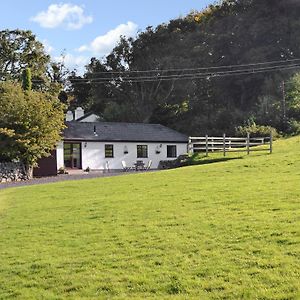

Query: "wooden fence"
left=188, top=133, right=273, bottom=156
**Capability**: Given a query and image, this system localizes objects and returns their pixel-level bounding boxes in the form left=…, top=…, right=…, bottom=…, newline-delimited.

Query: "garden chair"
left=144, top=160, right=152, bottom=170
left=121, top=161, right=132, bottom=172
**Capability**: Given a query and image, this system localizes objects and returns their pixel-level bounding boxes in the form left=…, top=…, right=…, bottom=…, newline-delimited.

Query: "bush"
left=235, top=122, right=279, bottom=139
left=58, top=167, right=68, bottom=174
left=286, top=119, right=300, bottom=136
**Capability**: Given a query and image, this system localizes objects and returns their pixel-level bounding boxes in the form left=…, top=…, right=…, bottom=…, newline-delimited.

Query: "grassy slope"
left=0, top=137, right=300, bottom=299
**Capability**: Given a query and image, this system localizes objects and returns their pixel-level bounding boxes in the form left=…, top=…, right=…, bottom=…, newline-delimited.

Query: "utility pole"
left=282, top=80, right=287, bottom=127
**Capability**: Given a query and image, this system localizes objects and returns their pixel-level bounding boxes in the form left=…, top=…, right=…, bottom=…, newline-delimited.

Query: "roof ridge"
left=78, top=121, right=162, bottom=126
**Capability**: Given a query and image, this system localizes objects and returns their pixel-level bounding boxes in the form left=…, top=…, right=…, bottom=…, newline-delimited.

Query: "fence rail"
left=188, top=133, right=273, bottom=156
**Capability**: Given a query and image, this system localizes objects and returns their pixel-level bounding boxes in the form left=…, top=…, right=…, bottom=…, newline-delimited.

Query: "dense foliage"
left=0, top=82, right=65, bottom=175
left=235, top=121, right=279, bottom=139
left=22, top=67, right=32, bottom=91
left=0, top=29, right=68, bottom=96
left=0, top=30, right=50, bottom=80
left=0, top=31, right=69, bottom=170
left=70, top=0, right=300, bottom=135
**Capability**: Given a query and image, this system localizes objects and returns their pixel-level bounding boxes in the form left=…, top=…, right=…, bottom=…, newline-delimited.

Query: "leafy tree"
left=286, top=73, right=300, bottom=119
left=0, top=30, right=50, bottom=79
left=0, top=82, right=65, bottom=177
left=22, top=67, right=32, bottom=91
left=0, top=30, right=69, bottom=100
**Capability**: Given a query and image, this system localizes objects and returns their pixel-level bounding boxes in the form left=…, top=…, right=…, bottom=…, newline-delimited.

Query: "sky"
left=1, top=0, right=214, bottom=73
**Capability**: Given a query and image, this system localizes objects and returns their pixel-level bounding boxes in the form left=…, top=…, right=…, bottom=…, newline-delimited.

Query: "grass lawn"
left=0, top=137, right=300, bottom=299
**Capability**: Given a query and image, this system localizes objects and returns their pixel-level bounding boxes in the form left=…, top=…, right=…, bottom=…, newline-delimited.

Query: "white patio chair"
left=121, top=161, right=131, bottom=172
left=144, top=160, right=152, bottom=170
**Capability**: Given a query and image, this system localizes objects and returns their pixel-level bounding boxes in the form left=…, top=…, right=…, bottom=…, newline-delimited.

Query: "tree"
left=286, top=73, right=300, bottom=119
left=0, top=30, right=50, bottom=79
left=0, top=82, right=66, bottom=177
left=0, top=29, right=70, bottom=99
left=22, top=67, right=32, bottom=91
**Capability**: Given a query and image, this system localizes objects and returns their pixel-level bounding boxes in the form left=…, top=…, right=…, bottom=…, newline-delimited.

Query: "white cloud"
left=55, top=54, right=89, bottom=74
left=78, top=21, right=138, bottom=55
left=31, top=3, right=93, bottom=30
left=42, top=39, right=54, bottom=54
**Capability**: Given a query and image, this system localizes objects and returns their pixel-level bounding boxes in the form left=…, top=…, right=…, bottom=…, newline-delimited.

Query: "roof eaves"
left=63, top=138, right=188, bottom=143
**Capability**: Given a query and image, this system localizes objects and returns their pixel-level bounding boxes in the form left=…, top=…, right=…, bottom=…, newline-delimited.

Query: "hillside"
left=72, top=0, right=300, bottom=136
left=0, top=137, right=300, bottom=299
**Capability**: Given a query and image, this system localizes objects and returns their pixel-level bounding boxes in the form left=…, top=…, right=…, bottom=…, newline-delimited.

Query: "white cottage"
left=56, top=121, right=188, bottom=171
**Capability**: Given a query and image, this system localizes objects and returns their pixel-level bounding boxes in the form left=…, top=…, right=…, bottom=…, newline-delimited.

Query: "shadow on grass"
left=159, top=154, right=245, bottom=170
left=183, top=156, right=243, bottom=166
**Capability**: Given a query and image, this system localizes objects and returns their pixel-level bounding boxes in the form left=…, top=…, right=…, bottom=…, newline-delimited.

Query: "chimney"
left=74, top=107, right=84, bottom=120
left=65, top=110, right=74, bottom=121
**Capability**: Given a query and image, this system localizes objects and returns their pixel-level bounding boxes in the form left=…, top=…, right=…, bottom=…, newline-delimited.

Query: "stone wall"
left=158, top=155, right=189, bottom=169
left=0, top=162, right=27, bottom=183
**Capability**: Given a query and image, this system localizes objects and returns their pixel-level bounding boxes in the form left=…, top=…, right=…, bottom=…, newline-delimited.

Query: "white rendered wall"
left=56, top=141, right=64, bottom=170
left=57, top=141, right=187, bottom=170
left=82, top=142, right=187, bottom=170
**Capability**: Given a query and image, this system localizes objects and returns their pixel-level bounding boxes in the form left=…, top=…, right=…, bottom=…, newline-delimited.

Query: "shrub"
left=286, top=119, right=300, bottom=136
left=58, top=167, right=68, bottom=174
left=235, top=122, right=279, bottom=139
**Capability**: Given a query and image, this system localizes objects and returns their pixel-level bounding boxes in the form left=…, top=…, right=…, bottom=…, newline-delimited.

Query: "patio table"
left=134, top=161, right=145, bottom=171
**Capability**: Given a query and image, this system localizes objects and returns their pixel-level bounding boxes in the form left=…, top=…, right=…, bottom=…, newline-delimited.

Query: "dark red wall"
left=33, top=150, right=57, bottom=177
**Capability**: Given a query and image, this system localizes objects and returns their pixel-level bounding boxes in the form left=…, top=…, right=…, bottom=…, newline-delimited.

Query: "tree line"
left=69, top=0, right=300, bottom=136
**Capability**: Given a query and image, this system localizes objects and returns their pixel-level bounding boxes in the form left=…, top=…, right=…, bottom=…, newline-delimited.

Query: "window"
left=137, top=145, right=148, bottom=158
left=105, top=144, right=114, bottom=158
left=167, top=145, right=177, bottom=158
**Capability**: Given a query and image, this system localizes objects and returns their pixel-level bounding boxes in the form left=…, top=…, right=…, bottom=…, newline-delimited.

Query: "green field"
left=0, top=137, right=300, bottom=299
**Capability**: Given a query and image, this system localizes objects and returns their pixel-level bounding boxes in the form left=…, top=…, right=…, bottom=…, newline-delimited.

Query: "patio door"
left=64, top=143, right=82, bottom=169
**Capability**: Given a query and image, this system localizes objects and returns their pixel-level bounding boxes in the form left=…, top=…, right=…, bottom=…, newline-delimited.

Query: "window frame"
left=105, top=144, right=114, bottom=158
left=63, top=142, right=82, bottom=169
left=167, top=145, right=177, bottom=158
left=137, top=145, right=148, bottom=158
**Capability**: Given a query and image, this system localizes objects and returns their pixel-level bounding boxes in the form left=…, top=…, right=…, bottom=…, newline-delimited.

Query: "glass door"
left=64, top=143, right=81, bottom=169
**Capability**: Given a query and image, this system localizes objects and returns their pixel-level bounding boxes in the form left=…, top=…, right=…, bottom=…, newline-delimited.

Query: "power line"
left=29, top=63, right=300, bottom=85
left=3, top=59, right=298, bottom=84
left=63, top=58, right=300, bottom=75
left=61, top=62, right=300, bottom=82
left=30, top=62, right=300, bottom=84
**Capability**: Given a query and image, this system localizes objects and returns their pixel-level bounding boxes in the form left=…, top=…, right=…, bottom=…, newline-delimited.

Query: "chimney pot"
left=66, top=110, right=74, bottom=121
left=74, top=107, right=84, bottom=120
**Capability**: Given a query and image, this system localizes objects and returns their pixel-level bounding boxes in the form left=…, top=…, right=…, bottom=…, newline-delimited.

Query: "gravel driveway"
left=0, top=170, right=152, bottom=190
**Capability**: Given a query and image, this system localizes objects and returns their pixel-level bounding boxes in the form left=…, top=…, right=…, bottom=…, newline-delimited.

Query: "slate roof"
left=75, top=112, right=94, bottom=122
left=63, top=121, right=188, bottom=143
left=75, top=112, right=102, bottom=122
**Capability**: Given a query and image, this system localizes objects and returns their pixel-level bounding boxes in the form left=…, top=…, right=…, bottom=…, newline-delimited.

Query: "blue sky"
left=1, top=0, right=214, bottom=72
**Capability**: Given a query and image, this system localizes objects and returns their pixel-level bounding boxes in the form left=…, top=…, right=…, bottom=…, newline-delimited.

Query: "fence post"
left=188, top=137, right=192, bottom=154
left=270, top=132, right=273, bottom=154
left=223, top=133, right=226, bottom=156
left=247, top=132, right=250, bottom=155
left=205, top=135, right=208, bottom=157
